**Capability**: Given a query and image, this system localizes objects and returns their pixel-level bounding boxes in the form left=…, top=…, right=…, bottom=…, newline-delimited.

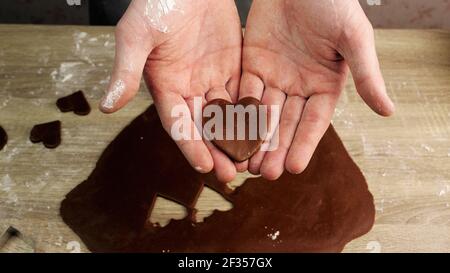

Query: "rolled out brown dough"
left=60, top=105, right=375, bottom=252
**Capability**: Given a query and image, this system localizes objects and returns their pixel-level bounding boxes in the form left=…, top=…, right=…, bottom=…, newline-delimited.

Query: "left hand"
left=99, top=0, right=243, bottom=182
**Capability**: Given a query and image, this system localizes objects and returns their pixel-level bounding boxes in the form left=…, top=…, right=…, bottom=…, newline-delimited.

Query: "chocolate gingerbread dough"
left=60, top=105, right=375, bottom=253
left=203, top=97, right=264, bottom=162
left=30, top=120, right=61, bottom=149
left=56, top=91, right=91, bottom=116
left=0, top=126, right=7, bottom=151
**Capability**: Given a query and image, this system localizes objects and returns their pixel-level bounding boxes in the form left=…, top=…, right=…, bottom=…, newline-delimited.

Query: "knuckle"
left=286, top=159, right=307, bottom=175
left=261, top=168, right=282, bottom=181
left=115, top=19, right=127, bottom=37
left=303, top=110, right=323, bottom=125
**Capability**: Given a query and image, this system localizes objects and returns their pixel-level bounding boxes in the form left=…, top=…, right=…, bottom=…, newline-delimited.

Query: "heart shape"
left=56, top=90, right=91, bottom=116
left=203, top=97, right=266, bottom=162
left=30, top=120, right=61, bottom=149
left=0, top=126, right=7, bottom=151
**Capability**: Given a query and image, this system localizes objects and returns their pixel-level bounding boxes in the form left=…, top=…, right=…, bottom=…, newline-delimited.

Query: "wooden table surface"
left=0, top=25, right=449, bottom=253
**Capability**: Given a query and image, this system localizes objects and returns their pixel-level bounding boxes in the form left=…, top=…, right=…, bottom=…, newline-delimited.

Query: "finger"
left=248, top=87, right=286, bottom=175
left=235, top=160, right=248, bottom=173
left=235, top=72, right=264, bottom=174
left=205, top=87, right=233, bottom=103
left=153, top=91, right=214, bottom=173
left=99, top=12, right=154, bottom=113
left=203, top=87, right=239, bottom=179
left=187, top=88, right=237, bottom=181
left=260, top=95, right=306, bottom=180
left=226, top=74, right=241, bottom=103
left=285, top=93, right=338, bottom=174
left=205, top=141, right=237, bottom=183
left=340, top=22, right=395, bottom=116
left=238, top=72, right=264, bottom=101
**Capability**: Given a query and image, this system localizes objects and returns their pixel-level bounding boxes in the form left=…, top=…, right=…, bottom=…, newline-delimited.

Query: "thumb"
left=340, top=22, right=395, bottom=116
left=100, top=17, right=154, bottom=113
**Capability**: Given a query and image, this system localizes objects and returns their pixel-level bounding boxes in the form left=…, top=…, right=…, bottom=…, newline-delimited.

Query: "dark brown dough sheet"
left=0, top=126, right=7, bottom=151
left=60, top=105, right=375, bottom=253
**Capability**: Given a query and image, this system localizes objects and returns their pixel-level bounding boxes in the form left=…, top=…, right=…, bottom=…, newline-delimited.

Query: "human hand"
left=99, top=0, right=243, bottom=182
left=240, top=0, right=395, bottom=180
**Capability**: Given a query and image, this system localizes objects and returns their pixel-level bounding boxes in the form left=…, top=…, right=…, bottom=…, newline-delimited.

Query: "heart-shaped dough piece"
left=29, top=120, right=61, bottom=149
left=203, top=97, right=266, bottom=162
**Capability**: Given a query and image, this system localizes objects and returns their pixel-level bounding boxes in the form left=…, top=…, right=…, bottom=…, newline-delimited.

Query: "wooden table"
left=0, top=25, right=449, bottom=253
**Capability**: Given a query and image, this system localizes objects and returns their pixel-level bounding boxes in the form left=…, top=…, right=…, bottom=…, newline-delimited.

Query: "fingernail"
left=381, top=98, right=395, bottom=116
left=388, top=99, right=396, bottom=114
left=100, top=79, right=126, bottom=111
left=194, top=166, right=205, bottom=173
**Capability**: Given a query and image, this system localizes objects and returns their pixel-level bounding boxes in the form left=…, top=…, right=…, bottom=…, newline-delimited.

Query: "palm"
left=243, top=0, right=351, bottom=100
left=144, top=1, right=242, bottom=104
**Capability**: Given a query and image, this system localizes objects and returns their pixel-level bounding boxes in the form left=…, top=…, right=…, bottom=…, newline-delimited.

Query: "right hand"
left=239, top=0, right=395, bottom=180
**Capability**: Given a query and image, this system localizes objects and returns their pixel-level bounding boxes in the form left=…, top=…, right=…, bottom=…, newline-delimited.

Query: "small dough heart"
left=30, top=120, right=61, bottom=149
left=56, top=90, right=91, bottom=116
left=0, top=126, right=7, bottom=151
left=203, top=97, right=266, bottom=162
